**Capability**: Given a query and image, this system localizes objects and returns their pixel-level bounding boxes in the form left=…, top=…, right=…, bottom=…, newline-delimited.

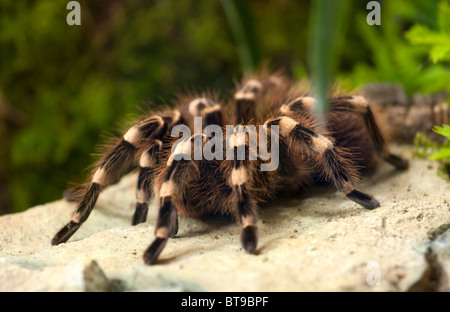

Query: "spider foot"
left=385, top=153, right=409, bottom=170
left=51, top=221, right=80, bottom=245
left=169, top=217, right=178, bottom=238
left=241, top=225, right=258, bottom=254
left=143, top=237, right=168, bottom=265
left=346, top=190, right=380, bottom=210
left=132, top=203, right=148, bottom=226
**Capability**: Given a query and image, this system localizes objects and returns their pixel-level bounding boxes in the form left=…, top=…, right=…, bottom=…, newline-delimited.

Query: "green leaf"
left=432, top=124, right=450, bottom=138
left=438, top=0, right=450, bottom=33
left=406, top=24, right=442, bottom=45
left=405, top=1, right=450, bottom=64
left=428, top=147, right=450, bottom=160
left=416, top=65, right=450, bottom=93
left=308, top=0, right=352, bottom=117
left=414, top=132, right=439, bottom=158
left=220, top=0, right=261, bottom=72
left=430, top=43, right=450, bottom=63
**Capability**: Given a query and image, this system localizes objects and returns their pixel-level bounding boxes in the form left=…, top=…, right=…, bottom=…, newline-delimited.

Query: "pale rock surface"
left=1, top=146, right=449, bottom=291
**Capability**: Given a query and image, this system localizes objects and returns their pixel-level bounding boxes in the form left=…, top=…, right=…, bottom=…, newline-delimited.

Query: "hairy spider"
left=51, top=71, right=408, bottom=265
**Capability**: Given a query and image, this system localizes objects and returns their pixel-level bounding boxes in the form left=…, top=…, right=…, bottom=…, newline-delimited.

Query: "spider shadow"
left=155, top=244, right=220, bottom=265
left=364, top=161, right=409, bottom=185
left=175, top=214, right=236, bottom=239
left=259, top=184, right=360, bottom=220
left=257, top=163, right=408, bottom=243
left=153, top=215, right=238, bottom=265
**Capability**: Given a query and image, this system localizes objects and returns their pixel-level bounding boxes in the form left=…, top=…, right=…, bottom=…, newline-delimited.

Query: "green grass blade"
left=220, top=0, right=260, bottom=72
left=308, top=0, right=352, bottom=117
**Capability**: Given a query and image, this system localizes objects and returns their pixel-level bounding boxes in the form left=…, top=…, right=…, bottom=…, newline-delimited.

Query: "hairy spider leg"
left=266, top=115, right=380, bottom=210
left=143, top=134, right=208, bottom=264
left=132, top=140, right=162, bottom=225
left=51, top=115, right=171, bottom=245
left=227, top=130, right=259, bottom=254
left=142, top=97, right=224, bottom=264
left=234, top=79, right=262, bottom=125
left=281, top=95, right=409, bottom=170
left=328, top=96, right=409, bottom=170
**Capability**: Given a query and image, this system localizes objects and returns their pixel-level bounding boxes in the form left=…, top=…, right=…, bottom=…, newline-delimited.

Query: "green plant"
left=344, top=1, right=450, bottom=95
left=406, top=0, right=450, bottom=64
left=408, top=0, right=450, bottom=179
left=414, top=123, right=450, bottom=180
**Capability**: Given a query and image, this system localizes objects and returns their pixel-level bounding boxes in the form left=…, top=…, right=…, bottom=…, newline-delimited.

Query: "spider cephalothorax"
left=51, top=71, right=408, bottom=265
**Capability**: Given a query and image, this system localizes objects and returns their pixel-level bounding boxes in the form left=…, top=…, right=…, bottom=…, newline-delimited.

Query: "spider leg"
left=132, top=140, right=162, bottom=225
left=143, top=170, right=178, bottom=265
left=269, top=116, right=380, bottom=210
left=203, top=103, right=223, bottom=127
left=329, top=96, right=408, bottom=169
left=51, top=115, right=170, bottom=245
left=230, top=159, right=258, bottom=254
left=188, top=97, right=224, bottom=127
left=282, top=95, right=409, bottom=170
left=226, top=127, right=259, bottom=254
left=142, top=96, right=224, bottom=262
left=143, top=134, right=205, bottom=264
left=234, top=79, right=262, bottom=124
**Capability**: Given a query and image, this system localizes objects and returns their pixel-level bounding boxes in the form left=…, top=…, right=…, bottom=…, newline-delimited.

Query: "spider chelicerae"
left=51, top=71, right=408, bottom=265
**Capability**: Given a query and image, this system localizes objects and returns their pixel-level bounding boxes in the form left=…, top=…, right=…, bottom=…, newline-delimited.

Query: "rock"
left=409, top=224, right=450, bottom=292
left=0, top=146, right=449, bottom=291
left=0, top=259, right=108, bottom=292
left=432, top=230, right=450, bottom=292
left=83, top=260, right=112, bottom=292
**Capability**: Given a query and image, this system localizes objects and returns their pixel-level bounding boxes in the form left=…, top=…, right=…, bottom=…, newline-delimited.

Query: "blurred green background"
left=0, top=0, right=449, bottom=214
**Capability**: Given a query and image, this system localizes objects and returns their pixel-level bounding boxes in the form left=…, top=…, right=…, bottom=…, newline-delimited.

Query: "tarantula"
left=51, top=72, right=408, bottom=265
